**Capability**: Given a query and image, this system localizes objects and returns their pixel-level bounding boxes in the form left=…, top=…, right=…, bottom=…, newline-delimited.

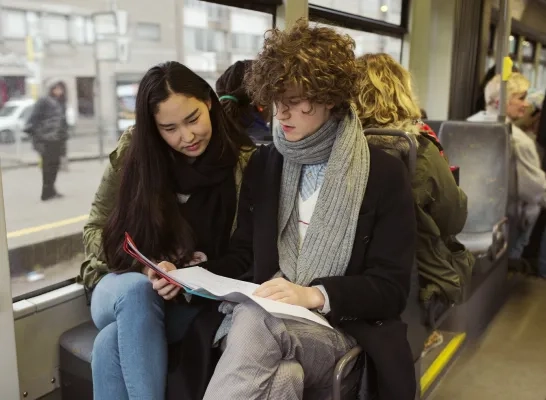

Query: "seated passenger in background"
left=515, top=88, right=545, bottom=155
left=198, top=19, right=417, bottom=400
left=468, top=73, right=546, bottom=264
left=216, top=59, right=271, bottom=141
left=77, top=61, right=255, bottom=400
left=356, top=53, right=474, bottom=356
left=473, top=64, right=520, bottom=115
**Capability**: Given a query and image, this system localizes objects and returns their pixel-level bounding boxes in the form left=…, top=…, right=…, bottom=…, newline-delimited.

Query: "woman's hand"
left=148, top=261, right=180, bottom=301
left=147, top=252, right=207, bottom=301
left=183, top=251, right=207, bottom=267
left=253, top=278, right=325, bottom=310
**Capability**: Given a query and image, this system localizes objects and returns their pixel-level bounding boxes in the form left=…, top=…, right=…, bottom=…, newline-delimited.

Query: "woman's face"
left=506, top=91, right=529, bottom=120
left=52, top=85, right=64, bottom=98
left=155, top=93, right=212, bottom=158
left=274, top=87, right=334, bottom=142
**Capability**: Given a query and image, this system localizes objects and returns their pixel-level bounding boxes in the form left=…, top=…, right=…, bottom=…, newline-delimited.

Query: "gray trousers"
left=203, top=301, right=356, bottom=400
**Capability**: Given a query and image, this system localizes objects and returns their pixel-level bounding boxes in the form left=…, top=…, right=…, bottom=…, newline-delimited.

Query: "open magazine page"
left=123, top=233, right=332, bottom=329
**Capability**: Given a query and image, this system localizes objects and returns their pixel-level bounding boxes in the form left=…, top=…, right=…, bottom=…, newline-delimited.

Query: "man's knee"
left=232, top=301, right=269, bottom=324
left=276, top=360, right=304, bottom=383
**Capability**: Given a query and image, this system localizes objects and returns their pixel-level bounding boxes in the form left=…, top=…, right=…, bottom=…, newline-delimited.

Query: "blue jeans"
left=90, top=272, right=201, bottom=400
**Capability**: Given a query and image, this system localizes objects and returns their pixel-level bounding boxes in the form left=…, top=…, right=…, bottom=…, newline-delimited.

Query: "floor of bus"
left=429, top=276, right=546, bottom=400
left=39, top=277, right=546, bottom=400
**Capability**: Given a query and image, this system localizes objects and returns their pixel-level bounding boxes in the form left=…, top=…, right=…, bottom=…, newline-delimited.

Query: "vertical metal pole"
left=0, top=170, right=22, bottom=399
left=96, top=58, right=104, bottom=162
left=496, top=0, right=511, bottom=122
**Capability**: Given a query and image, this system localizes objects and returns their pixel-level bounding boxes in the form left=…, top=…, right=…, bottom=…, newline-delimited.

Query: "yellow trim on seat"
left=420, top=333, right=466, bottom=396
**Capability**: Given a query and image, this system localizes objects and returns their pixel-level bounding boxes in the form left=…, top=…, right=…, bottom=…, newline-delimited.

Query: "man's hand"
left=148, top=261, right=180, bottom=301
left=253, top=278, right=325, bottom=310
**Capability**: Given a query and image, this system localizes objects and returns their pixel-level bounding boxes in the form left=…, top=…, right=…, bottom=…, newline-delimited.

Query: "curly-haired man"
left=203, top=19, right=417, bottom=400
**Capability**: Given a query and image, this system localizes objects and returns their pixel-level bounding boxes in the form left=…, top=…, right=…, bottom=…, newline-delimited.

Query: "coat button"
left=362, top=236, right=370, bottom=243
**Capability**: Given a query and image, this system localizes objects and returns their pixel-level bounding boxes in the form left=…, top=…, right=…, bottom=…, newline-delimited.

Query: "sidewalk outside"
left=0, top=133, right=119, bottom=169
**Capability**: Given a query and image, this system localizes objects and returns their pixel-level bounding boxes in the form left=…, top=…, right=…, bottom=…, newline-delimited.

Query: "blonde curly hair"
left=356, top=53, right=422, bottom=132
left=245, top=18, right=360, bottom=117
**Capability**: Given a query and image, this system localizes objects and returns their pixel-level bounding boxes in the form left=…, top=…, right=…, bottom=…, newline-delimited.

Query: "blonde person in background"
left=355, top=53, right=474, bottom=357
left=468, top=73, right=546, bottom=270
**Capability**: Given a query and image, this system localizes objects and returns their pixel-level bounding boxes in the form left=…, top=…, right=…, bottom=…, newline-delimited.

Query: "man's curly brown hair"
left=245, top=18, right=360, bottom=117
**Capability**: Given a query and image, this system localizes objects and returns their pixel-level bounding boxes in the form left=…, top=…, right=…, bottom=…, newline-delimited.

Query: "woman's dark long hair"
left=216, top=60, right=256, bottom=132
left=102, top=61, right=254, bottom=273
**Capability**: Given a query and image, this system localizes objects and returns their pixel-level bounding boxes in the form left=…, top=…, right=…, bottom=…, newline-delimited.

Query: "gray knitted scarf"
left=273, top=107, right=370, bottom=286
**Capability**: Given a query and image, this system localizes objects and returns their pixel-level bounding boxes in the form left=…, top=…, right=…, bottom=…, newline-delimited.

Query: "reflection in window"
left=43, top=14, right=69, bottom=42
left=311, top=0, right=403, bottom=25
left=316, top=22, right=402, bottom=61
left=1, top=9, right=27, bottom=39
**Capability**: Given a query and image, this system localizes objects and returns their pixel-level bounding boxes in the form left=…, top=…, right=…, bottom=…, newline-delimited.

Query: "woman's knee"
left=91, top=273, right=162, bottom=328
left=92, top=322, right=119, bottom=369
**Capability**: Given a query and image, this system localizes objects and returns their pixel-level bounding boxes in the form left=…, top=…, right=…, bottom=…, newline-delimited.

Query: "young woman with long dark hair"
left=77, top=61, right=254, bottom=399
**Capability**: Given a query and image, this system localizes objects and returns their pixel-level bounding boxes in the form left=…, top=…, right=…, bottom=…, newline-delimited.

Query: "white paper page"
left=249, top=295, right=333, bottom=329
left=168, top=267, right=259, bottom=297
left=168, top=267, right=333, bottom=329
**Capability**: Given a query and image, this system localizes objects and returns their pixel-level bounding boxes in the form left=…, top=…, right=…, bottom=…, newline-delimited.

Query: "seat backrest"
left=423, top=120, right=445, bottom=135
left=364, top=128, right=425, bottom=361
left=438, top=121, right=509, bottom=233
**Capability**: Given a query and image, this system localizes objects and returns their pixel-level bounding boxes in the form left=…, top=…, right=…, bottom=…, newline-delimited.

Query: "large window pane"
left=311, top=0, right=403, bottom=26
left=0, top=1, right=273, bottom=299
left=521, top=63, right=534, bottom=85
left=521, top=40, right=534, bottom=59
left=317, top=22, right=402, bottom=60
left=183, top=0, right=273, bottom=85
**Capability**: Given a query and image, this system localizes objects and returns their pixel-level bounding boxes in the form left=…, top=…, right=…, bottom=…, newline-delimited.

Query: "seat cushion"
left=60, top=321, right=98, bottom=364
left=457, top=232, right=492, bottom=254
left=59, top=321, right=98, bottom=385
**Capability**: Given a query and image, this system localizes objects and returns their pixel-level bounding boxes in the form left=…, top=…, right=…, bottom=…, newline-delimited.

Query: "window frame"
left=199, top=0, right=281, bottom=15
left=309, top=1, right=409, bottom=36
left=308, top=2, right=409, bottom=63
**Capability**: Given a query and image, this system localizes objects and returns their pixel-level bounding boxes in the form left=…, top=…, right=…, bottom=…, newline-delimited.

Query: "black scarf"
left=169, top=132, right=237, bottom=260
